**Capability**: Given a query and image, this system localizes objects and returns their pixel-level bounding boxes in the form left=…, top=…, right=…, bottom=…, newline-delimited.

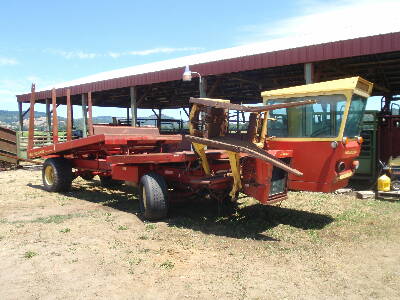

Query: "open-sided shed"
left=15, top=31, right=400, bottom=129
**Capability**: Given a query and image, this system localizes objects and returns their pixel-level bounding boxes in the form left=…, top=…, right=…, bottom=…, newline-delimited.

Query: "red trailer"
left=23, top=85, right=303, bottom=220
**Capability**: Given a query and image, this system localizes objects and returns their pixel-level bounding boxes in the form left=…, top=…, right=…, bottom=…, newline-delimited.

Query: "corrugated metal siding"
left=17, top=32, right=400, bottom=102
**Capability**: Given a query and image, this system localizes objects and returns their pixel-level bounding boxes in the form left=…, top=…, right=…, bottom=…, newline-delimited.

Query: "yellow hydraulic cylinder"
left=227, top=151, right=242, bottom=198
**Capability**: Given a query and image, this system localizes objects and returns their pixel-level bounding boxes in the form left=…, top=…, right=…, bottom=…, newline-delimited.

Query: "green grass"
left=160, top=260, right=174, bottom=269
left=23, top=251, right=38, bottom=259
left=145, top=224, right=156, bottom=230
left=32, top=214, right=83, bottom=224
left=60, top=228, right=71, bottom=233
left=118, top=225, right=128, bottom=230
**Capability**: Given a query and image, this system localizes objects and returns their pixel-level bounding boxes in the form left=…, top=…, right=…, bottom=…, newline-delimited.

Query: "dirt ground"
left=0, top=167, right=399, bottom=300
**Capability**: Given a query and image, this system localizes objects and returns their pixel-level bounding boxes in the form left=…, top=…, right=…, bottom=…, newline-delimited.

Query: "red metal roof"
left=17, top=31, right=400, bottom=102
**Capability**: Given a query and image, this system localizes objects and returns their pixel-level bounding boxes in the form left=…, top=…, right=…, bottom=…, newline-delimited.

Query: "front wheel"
left=138, top=172, right=168, bottom=220
left=42, top=158, right=73, bottom=192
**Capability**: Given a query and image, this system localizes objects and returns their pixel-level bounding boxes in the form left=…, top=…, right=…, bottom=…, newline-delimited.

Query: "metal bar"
left=87, top=91, right=94, bottom=136
left=183, top=108, right=190, bottom=118
left=52, top=89, right=59, bottom=143
left=184, top=135, right=303, bottom=177
left=22, top=107, right=30, bottom=118
left=27, top=84, right=36, bottom=151
left=130, top=86, right=137, bottom=127
left=189, top=97, right=316, bottom=112
left=18, top=101, right=23, bottom=131
left=81, top=94, right=88, bottom=138
left=151, top=109, right=159, bottom=119
left=66, top=89, right=72, bottom=141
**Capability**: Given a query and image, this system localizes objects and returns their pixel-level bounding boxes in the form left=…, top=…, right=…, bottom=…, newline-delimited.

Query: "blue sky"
left=0, top=0, right=399, bottom=118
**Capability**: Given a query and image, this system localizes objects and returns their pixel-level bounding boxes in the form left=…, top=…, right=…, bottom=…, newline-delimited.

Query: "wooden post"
left=45, top=99, right=51, bottom=141
left=130, top=86, right=137, bottom=127
left=52, top=89, right=59, bottom=143
left=66, top=89, right=72, bottom=141
left=27, top=84, right=36, bottom=152
left=81, top=94, right=88, bottom=138
left=18, top=101, right=23, bottom=132
left=87, top=91, right=93, bottom=135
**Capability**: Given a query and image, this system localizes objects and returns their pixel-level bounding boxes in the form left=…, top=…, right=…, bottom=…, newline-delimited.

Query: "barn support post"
left=126, top=108, right=130, bottom=125
left=130, top=86, right=137, bottom=127
left=87, top=91, right=93, bottom=135
left=200, top=76, right=207, bottom=98
left=66, top=89, right=72, bottom=141
left=18, top=101, right=23, bottom=132
left=52, top=88, right=59, bottom=143
left=304, top=63, right=314, bottom=84
left=81, top=94, right=88, bottom=138
left=236, top=110, right=240, bottom=133
left=304, top=63, right=314, bottom=135
left=27, top=84, right=36, bottom=151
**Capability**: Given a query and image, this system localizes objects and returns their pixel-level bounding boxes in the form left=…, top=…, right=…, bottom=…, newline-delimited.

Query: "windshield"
left=267, top=94, right=347, bottom=138
left=343, top=94, right=367, bottom=138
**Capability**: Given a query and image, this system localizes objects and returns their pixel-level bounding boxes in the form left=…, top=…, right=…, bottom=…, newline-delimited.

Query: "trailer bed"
left=28, top=133, right=182, bottom=159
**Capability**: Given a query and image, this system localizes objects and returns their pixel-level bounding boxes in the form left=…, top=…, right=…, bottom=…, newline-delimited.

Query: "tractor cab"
left=262, top=77, right=373, bottom=192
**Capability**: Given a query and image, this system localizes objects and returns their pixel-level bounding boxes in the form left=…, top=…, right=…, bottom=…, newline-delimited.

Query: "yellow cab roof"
left=261, top=76, right=373, bottom=100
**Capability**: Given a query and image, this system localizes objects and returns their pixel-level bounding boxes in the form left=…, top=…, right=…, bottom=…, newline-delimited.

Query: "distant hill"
left=0, top=110, right=183, bottom=131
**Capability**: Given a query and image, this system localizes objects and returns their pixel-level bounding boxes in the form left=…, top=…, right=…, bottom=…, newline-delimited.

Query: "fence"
left=17, top=131, right=69, bottom=159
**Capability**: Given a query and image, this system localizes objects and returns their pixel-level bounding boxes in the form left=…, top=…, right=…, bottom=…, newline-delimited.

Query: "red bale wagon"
left=23, top=86, right=305, bottom=220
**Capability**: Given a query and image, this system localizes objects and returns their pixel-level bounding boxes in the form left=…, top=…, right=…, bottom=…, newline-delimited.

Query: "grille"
left=269, top=158, right=290, bottom=196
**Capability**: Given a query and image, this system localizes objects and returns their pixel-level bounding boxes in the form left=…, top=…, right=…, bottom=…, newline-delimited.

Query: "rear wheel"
left=138, top=172, right=168, bottom=220
left=42, top=157, right=73, bottom=192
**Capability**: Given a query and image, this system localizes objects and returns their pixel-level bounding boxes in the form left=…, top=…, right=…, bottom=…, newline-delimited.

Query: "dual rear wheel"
left=138, top=172, right=168, bottom=220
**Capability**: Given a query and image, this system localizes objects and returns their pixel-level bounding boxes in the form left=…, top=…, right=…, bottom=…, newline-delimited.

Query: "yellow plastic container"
left=377, top=174, right=391, bottom=192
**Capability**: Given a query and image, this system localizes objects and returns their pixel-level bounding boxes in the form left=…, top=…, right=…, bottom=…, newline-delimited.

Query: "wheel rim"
left=44, top=165, right=55, bottom=186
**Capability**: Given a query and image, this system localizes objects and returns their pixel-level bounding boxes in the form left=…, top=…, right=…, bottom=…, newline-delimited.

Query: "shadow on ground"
left=27, top=181, right=334, bottom=241
left=166, top=200, right=334, bottom=241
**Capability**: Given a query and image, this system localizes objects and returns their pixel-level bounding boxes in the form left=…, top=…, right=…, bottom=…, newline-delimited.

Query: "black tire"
left=138, top=172, right=168, bottom=220
left=391, top=180, right=400, bottom=191
left=42, top=157, right=73, bottom=192
left=99, top=175, right=123, bottom=188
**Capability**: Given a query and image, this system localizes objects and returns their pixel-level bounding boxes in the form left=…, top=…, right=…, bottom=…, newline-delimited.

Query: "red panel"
left=267, top=140, right=361, bottom=192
